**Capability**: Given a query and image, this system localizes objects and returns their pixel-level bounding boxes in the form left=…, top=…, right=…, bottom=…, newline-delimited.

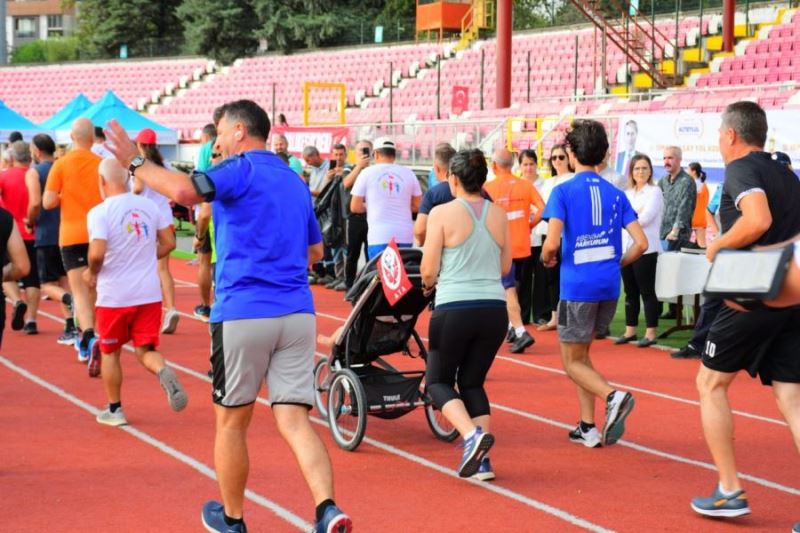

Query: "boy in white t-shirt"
left=350, top=137, right=422, bottom=258
left=84, top=158, right=188, bottom=426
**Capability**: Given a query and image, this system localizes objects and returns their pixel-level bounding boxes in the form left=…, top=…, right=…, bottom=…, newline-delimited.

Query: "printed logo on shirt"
left=125, top=210, right=150, bottom=241
left=379, top=174, right=402, bottom=196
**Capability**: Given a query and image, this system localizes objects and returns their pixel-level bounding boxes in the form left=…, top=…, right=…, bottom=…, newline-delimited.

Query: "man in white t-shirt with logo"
left=84, top=158, right=188, bottom=427
left=350, top=137, right=422, bottom=258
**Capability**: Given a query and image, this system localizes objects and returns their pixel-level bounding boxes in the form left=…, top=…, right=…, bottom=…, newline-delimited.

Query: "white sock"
left=463, top=428, right=477, bottom=441
left=718, top=483, right=739, bottom=497
left=515, top=326, right=526, bottom=336
left=508, top=322, right=513, bottom=330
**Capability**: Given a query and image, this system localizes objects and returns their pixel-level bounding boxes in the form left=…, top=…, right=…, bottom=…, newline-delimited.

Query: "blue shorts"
left=367, top=242, right=412, bottom=259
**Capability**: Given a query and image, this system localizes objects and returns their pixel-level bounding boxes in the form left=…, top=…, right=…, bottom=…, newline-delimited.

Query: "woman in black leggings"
left=421, top=149, right=511, bottom=481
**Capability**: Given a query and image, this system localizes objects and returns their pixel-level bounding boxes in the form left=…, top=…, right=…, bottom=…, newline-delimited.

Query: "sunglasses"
left=211, top=153, right=222, bottom=159
left=551, top=155, right=567, bottom=161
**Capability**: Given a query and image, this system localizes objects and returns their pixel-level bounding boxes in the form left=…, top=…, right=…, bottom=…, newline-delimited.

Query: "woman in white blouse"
left=616, top=154, right=664, bottom=348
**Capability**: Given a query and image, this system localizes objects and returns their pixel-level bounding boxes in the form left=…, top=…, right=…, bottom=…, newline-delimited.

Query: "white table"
left=655, top=251, right=711, bottom=338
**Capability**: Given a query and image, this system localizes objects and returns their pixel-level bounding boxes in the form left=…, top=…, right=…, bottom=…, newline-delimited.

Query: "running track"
left=2, top=259, right=798, bottom=532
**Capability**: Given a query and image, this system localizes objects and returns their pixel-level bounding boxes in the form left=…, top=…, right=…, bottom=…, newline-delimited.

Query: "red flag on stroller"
left=377, top=239, right=412, bottom=305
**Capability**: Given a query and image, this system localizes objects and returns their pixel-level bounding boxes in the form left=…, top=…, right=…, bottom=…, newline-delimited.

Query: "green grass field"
left=606, top=294, right=691, bottom=351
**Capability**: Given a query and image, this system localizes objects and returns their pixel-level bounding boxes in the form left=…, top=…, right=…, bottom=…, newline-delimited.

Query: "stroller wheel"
left=425, top=402, right=459, bottom=442
left=327, top=369, right=367, bottom=451
left=313, top=357, right=331, bottom=418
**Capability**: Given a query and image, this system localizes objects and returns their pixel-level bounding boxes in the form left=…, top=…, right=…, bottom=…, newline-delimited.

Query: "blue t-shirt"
left=427, top=168, right=438, bottom=190
left=34, top=160, right=59, bottom=247
left=204, top=150, right=322, bottom=322
left=542, top=171, right=637, bottom=302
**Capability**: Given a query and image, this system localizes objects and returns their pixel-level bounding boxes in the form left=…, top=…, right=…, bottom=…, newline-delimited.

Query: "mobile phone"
left=330, top=159, right=337, bottom=168
left=361, top=147, right=370, bottom=157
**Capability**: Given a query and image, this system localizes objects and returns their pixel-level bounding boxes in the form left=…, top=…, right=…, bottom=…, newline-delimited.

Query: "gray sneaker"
left=161, top=308, right=180, bottom=334
left=159, top=367, right=188, bottom=412
left=603, top=391, right=635, bottom=445
left=96, top=407, right=128, bottom=427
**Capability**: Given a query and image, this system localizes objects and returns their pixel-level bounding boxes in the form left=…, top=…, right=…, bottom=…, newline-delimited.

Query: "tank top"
left=435, top=198, right=506, bottom=306
left=34, top=160, right=59, bottom=247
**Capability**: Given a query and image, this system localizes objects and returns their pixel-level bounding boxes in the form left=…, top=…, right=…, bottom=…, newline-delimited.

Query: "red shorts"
left=95, top=302, right=162, bottom=354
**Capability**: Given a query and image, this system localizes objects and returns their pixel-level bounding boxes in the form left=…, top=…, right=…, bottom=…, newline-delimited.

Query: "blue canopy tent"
left=40, top=94, right=93, bottom=144
left=80, top=90, right=178, bottom=147
left=0, top=100, right=46, bottom=143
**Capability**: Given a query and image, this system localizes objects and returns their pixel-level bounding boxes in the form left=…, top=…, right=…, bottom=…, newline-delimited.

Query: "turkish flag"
left=377, top=239, right=413, bottom=306
left=452, top=86, right=469, bottom=116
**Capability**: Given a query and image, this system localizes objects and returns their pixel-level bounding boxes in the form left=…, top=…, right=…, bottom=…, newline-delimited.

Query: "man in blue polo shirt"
left=104, top=100, right=352, bottom=533
left=542, top=119, right=648, bottom=448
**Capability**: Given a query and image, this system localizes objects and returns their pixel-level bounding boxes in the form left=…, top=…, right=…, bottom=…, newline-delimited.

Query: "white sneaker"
left=568, top=424, right=602, bottom=448
left=603, top=391, right=635, bottom=445
left=96, top=407, right=128, bottom=427
left=161, top=308, right=180, bottom=334
left=158, top=367, right=188, bottom=412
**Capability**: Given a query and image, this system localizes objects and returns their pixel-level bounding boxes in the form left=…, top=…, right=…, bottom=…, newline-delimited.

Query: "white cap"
left=373, top=136, right=395, bottom=151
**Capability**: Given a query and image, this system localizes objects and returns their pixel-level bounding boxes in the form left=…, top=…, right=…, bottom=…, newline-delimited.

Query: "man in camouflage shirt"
left=659, top=145, right=696, bottom=251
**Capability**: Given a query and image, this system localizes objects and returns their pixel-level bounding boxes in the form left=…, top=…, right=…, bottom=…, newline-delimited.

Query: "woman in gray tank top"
left=421, top=149, right=511, bottom=481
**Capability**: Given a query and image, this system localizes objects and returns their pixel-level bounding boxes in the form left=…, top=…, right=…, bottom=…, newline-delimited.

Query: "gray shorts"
left=557, top=300, right=617, bottom=344
left=210, top=314, right=316, bottom=408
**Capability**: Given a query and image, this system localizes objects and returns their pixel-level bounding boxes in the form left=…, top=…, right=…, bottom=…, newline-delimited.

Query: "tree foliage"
left=11, top=38, right=80, bottom=64
left=178, top=0, right=260, bottom=64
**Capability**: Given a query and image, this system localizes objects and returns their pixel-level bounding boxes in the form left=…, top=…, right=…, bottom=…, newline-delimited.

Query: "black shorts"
left=20, top=240, right=40, bottom=289
left=60, top=243, right=89, bottom=271
left=702, top=305, right=800, bottom=385
left=36, top=245, right=66, bottom=283
left=197, top=231, right=212, bottom=254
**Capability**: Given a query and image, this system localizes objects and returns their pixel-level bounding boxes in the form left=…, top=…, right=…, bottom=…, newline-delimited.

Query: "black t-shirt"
left=720, top=151, right=800, bottom=247
left=0, top=207, right=14, bottom=336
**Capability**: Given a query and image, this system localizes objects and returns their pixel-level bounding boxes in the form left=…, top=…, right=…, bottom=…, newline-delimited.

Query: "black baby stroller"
left=314, top=248, right=459, bottom=451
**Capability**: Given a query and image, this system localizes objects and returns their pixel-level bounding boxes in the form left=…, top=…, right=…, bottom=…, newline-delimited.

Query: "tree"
left=178, top=0, right=260, bottom=65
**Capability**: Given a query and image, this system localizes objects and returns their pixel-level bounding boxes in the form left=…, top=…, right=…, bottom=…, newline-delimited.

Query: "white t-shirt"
left=308, top=160, right=330, bottom=194
left=133, top=162, right=174, bottom=223
left=87, top=193, right=172, bottom=307
left=351, top=162, right=422, bottom=245
left=91, top=143, right=114, bottom=159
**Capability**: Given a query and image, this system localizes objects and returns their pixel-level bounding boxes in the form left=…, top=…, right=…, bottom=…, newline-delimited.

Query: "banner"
left=377, top=239, right=412, bottom=306
left=614, top=111, right=800, bottom=183
left=452, top=86, right=469, bottom=116
left=271, top=126, right=350, bottom=159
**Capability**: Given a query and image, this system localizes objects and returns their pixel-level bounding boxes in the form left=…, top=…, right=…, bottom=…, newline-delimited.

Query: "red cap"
left=135, top=128, right=157, bottom=144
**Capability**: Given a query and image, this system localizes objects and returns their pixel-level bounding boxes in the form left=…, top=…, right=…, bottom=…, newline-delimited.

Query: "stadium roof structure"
left=80, top=90, right=178, bottom=144
left=40, top=93, right=94, bottom=144
left=0, top=100, right=45, bottom=143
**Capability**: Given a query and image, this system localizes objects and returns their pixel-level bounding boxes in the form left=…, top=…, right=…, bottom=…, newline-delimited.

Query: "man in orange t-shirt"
left=43, top=117, right=103, bottom=363
left=484, top=148, right=545, bottom=354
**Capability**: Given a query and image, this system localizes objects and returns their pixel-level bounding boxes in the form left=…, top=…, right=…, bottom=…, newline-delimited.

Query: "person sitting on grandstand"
left=91, top=126, right=114, bottom=159
left=691, top=102, right=800, bottom=521
left=131, top=129, right=180, bottom=334
left=43, top=117, right=103, bottom=363
left=302, top=145, right=330, bottom=197
left=0, top=207, right=31, bottom=348
left=104, top=99, right=352, bottom=533
left=414, top=143, right=457, bottom=246
left=541, top=119, right=647, bottom=448
left=421, top=148, right=510, bottom=481
left=0, top=141, right=41, bottom=335
left=24, top=134, right=78, bottom=344
left=272, top=133, right=303, bottom=176
left=350, top=136, right=422, bottom=258
left=85, top=158, right=186, bottom=425
left=341, top=139, right=372, bottom=290
left=193, top=124, right=216, bottom=321
left=484, top=148, right=544, bottom=354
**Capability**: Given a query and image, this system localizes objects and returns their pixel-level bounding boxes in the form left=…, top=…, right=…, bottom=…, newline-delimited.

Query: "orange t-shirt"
left=45, top=148, right=102, bottom=246
left=484, top=173, right=543, bottom=259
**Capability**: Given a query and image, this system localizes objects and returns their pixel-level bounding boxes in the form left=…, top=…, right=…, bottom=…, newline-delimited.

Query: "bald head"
left=492, top=148, right=514, bottom=170
left=71, top=118, right=95, bottom=148
left=99, top=158, right=128, bottom=187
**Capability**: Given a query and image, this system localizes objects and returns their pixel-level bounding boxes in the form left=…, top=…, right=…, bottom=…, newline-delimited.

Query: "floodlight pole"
left=0, top=0, right=7, bottom=65
left=723, top=0, right=735, bottom=52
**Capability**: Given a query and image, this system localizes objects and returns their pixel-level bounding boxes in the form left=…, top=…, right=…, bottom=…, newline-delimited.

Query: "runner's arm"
left=156, top=227, right=176, bottom=259
left=308, top=242, right=323, bottom=266
left=420, top=207, right=444, bottom=289
left=414, top=213, right=429, bottom=247
left=350, top=195, right=366, bottom=214
left=541, top=218, right=563, bottom=268
left=3, top=225, right=30, bottom=281
left=25, top=167, right=41, bottom=225
left=706, top=192, right=771, bottom=261
left=621, top=220, right=648, bottom=267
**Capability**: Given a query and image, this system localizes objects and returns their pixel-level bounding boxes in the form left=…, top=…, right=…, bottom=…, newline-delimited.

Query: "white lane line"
left=0, top=356, right=311, bottom=531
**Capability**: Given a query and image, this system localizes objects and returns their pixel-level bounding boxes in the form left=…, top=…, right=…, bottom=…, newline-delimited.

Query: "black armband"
left=191, top=171, right=216, bottom=202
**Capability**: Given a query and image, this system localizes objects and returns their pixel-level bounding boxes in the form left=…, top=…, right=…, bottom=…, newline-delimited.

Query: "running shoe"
left=201, top=501, right=247, bottom=533
left=161, top=308, right=180, bottom=334
left=77, top=333, right=94, bottom=363
left=603, top=391, right=635, bottom=445
left=159, top=367, right=188, bottom=411
left=11, top=300, right=27, bottom=331
left=568, top=424, right=602, bottom=448
left=510, top=331, right=535, bottom=353
left=472, top=456, right=496, bottom=481
left=314, top=504, right=352, bottom=533
left=23, top=321, right=38, bottom=335
left=458, top=426, right=494, bottom=478
left=87, top=338, right=102, bottom=378
left=792, top=522, right=799, bottom=533
left=505, top=327, right=517, bottom=343
left=57, top=329, right=79, bottom=346
left=690, top=485, right=751, bottom=518
left=193, top=304, right=211, bottom=321
left=96, top=407, right=128, bottom=427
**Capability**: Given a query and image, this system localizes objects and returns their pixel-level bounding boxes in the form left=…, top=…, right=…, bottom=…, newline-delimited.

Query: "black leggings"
left=621, top=252, right=659, bottom=328
left=426, top=305, right=508, bottom=417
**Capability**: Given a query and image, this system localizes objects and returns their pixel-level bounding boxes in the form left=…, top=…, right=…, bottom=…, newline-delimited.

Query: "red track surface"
left=2, top=259, right=798, bottom=532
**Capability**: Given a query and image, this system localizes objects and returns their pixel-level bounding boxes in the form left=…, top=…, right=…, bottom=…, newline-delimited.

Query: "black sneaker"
left=193, top=304, right=211, bottom=321
left=510, top=331, right=535, bottom=353
left=23, top=321, right=38, bottom=335
left=505, top=327, right=517, bottom=343
left=672, top=345, right=701, bottom=359
left=11, top=300, right=27, bottom=331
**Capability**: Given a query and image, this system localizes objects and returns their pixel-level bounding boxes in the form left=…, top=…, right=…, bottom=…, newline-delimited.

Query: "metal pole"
left=360, top=21, right=364, bottom=45
left=272, top=83, right=276, bottom=122
left=625, top=15, right=630, bottom=93
left=675, top=0, right=680, bottom=54
left=389, top=61, right=394, bottom=123
left=0, top=0, right=6, bottom=65
left=745, top=0, right=750, bottom=36
left=722, top=0, right=735, bottom=52
left=527, top=50, right=531, bottom=103
left=573, top=34, right=579, bottom=98
left=602, top=27, right=607, bottom=93
left=699, top=0, right=704, bottom=51
left=496, top=0, right=512, bottom=109
left=651, top=0, right=656, bottom=65
left=436, top=56, right=441, bottom=120
left=480, top=49, right=485, bottom=110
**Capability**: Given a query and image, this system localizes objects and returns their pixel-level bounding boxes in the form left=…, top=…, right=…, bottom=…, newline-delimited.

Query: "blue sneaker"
left=472, top=456, right=495, bottom=481
left=690, top=485, right=751, bottom=518
left=314, top=504, right=352, bottom=533
left=77, top=334, right=95, bottom=363
left=793, top=522, right=800, bottom=533
left=458, top=426, right=494, bottom=478
left=201, top=501, right=247, bottom=533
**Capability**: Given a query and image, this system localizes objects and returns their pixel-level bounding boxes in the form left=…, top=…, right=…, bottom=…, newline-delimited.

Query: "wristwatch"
left=129, top=155, right=146, bottom=175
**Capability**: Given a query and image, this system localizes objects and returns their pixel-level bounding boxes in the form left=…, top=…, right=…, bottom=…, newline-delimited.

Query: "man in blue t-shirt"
left=103, top=100, right=352, bottom=533
left=542, top=119, right=647, bottom=449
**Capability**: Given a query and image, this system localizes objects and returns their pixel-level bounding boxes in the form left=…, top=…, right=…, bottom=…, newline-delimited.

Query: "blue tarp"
left=40, top=94, right=93, bottom=143
left=0, top=100, right=45, bottom=143
left=80, top=90, right=177, bottom=144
